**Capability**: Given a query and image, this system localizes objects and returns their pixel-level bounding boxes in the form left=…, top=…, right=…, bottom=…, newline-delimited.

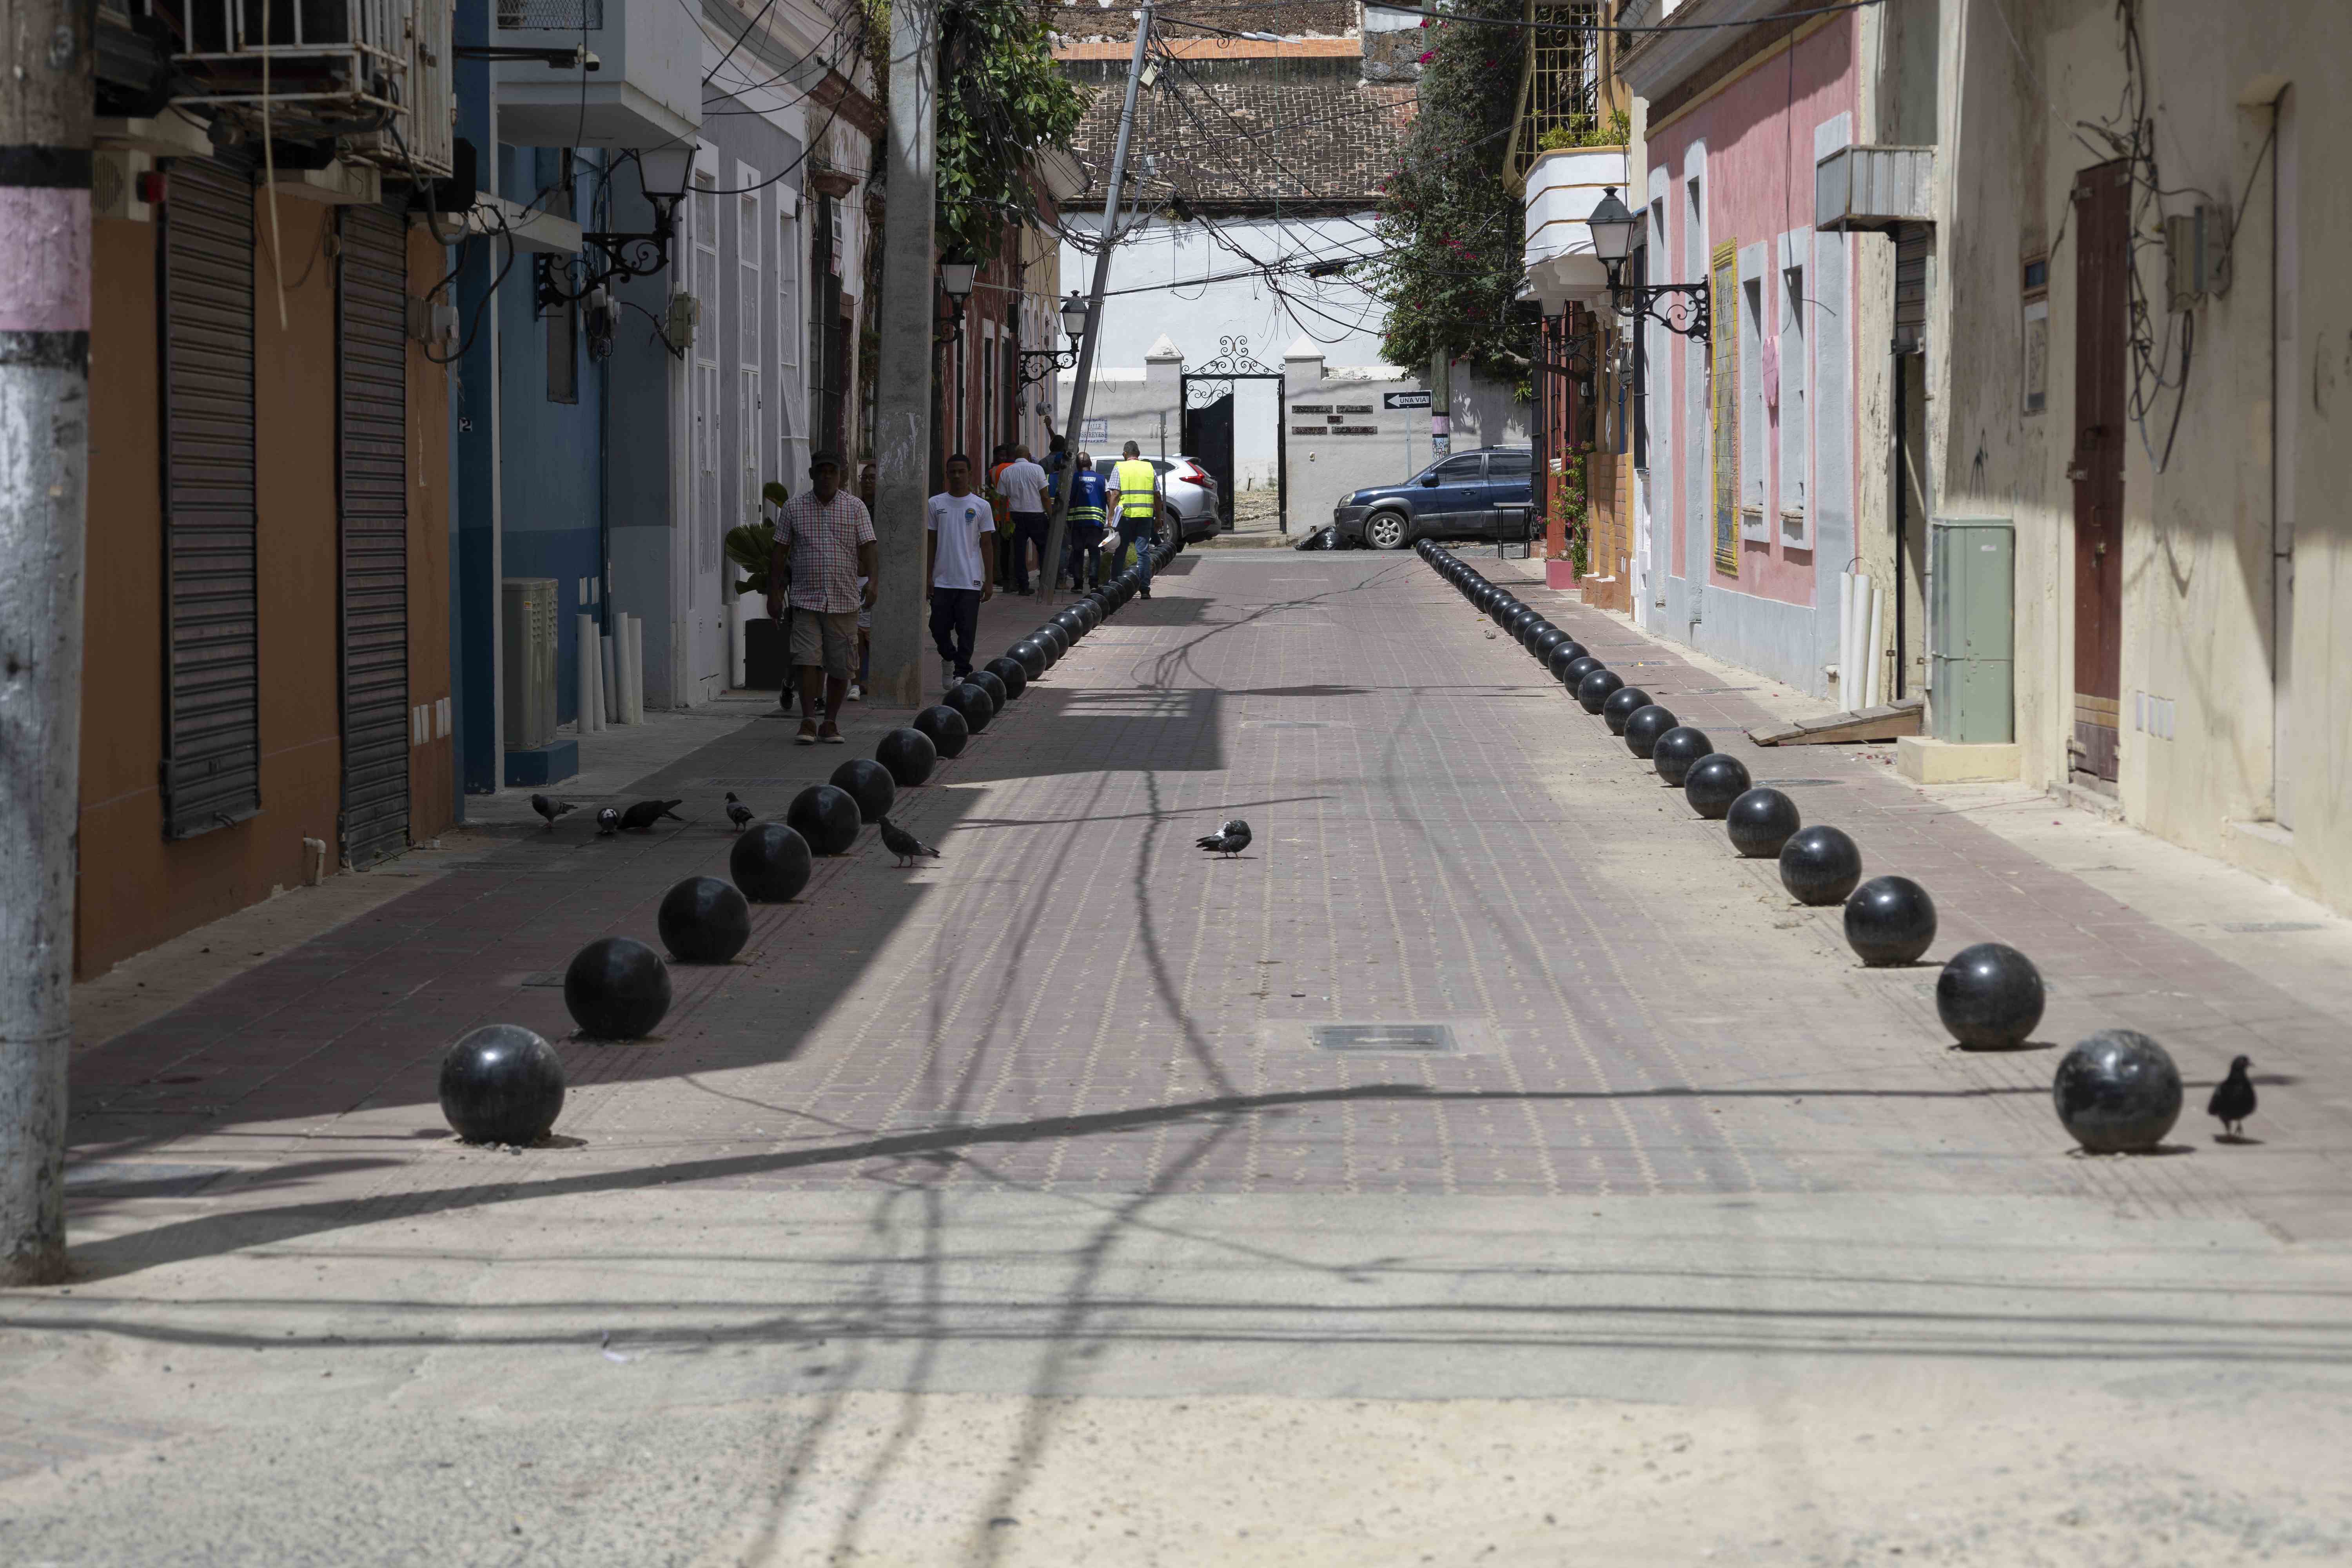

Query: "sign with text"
left=1382, top=390, right=1433, bottom=410
left=1080, top=417, right=1108, bottom=443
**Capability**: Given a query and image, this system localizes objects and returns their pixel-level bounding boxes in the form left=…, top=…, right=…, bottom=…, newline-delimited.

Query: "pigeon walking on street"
left=2208, top=1054, right=2257, bottom=1138
left=596, top=807, right=621, bottom=835
left=530, top=794, right=576, bottom=828
left=619, top=799, right=684, bottom=832
left=1195, top=818, right=1251, bottom=858
left=725, top=793, right=755, bottom=830
left=877, top=817, right=942, bottom=868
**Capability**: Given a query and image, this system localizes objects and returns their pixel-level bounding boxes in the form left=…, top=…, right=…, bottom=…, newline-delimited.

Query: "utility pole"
left=1036, top=1, right=1151, bottom=604
left=869, top=0, right=939, bottom=706
left=0, top=0, right=93, bottom=1285
left=1430, top=346, right=1451, bottom=457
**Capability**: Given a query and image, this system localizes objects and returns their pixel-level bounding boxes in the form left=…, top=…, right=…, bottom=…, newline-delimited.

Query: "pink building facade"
left=1625, top=10, right=1864, bottom=697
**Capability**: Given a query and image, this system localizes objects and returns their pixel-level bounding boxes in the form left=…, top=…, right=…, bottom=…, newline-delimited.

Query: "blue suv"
left=1330, top=447, right=1536, bottom=550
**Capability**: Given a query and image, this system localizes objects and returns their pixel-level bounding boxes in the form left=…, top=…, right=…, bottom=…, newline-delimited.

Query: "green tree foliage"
left=1368, top=2, right=1526, bottom=382
left=869, top=0, right=1086, bottom=262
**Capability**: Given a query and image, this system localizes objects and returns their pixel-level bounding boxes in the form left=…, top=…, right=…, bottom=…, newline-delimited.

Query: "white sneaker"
left=940, top=658, right=955, bottom=688
left=846, top=682, right=862, bottom=702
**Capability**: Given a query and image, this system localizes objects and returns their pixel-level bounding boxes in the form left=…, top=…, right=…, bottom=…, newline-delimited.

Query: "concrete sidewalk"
left=6, top=546, right=2350, bottom=1566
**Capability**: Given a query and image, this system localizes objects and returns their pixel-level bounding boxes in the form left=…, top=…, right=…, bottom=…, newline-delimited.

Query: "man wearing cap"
left=766, top=452, right=877, bottom=744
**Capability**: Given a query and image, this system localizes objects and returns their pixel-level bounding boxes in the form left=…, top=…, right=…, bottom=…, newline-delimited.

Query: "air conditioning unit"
left=142, top=0, right=456, bottom=180
left=502, top=579, right=561, bottom=751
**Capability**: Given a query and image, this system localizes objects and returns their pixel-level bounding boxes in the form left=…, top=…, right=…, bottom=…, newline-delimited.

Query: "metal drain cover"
left=1309, top=1023, right=1457, bottom=1054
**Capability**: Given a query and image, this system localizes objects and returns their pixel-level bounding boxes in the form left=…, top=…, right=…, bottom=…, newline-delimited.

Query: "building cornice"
left=1618, top=0, right=1811, bottom=103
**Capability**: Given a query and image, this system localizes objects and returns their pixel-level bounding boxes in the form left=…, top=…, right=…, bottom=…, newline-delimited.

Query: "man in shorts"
left=766, top=452, right=877, bottom=744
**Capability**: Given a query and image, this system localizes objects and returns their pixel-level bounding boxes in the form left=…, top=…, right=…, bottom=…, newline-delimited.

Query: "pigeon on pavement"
left=1195, top=818, right=1251, bottom=858
left=725, top=792, right=755, bottom=829
left=530, top=794, right=576, bottom=828
left=2208, top=1054, right=2257, bottom=1138
left=596, top=807, right=621, bottom=835
left=877, top=817, right=941, bottom=868
left=619, top=799, right=684, bottom=831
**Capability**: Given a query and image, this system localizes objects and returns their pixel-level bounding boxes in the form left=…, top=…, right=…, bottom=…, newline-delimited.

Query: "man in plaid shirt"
left=766, top=452, right=877, bottom=744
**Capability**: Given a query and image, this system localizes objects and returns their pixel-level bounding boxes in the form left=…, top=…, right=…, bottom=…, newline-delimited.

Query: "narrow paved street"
left=9, top=554, right=2352, bottom=1566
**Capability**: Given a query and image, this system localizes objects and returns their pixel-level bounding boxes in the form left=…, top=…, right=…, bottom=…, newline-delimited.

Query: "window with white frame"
left=691, top=166, right=720, bottom=603
left=777, top=196, right=803, bottom=483
left=1740, top=269, right=1766, bottom=541
left=739, top=177, right=762, bottom=533
left=1779, top=261, right=1808, bottom=546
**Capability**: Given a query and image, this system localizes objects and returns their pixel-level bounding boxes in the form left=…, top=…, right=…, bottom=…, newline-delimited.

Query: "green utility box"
left=1928, top=518, right=2014, bottom=744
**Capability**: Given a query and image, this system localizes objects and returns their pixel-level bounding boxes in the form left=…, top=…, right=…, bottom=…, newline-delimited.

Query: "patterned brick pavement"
left=65, top=550, right=2352, bottom=1251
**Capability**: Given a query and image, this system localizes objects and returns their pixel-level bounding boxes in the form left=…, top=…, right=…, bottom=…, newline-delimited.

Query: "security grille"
left=337, top=204, right=411, bottom=869
left=161, top=158, right=262, bottom=841
left=497, top=0, right=603, bottom=28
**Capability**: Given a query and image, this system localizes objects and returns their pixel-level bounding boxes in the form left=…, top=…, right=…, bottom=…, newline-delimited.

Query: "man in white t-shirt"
left=999, top=444, right=1052, bottom=593
left=925, top=454, right=996, bottom=687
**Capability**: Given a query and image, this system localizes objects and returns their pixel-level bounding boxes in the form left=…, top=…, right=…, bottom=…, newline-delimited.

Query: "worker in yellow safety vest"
left=1105, top=442, right=1163, bottom=600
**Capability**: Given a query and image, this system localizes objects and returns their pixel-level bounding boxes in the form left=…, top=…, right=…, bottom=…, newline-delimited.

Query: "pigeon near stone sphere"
left=1195, top=818, right=1251, bottom=858
left=619, top=799, right=684, bottom=832
left=725, top=792, right=755, bottom=830
left=531, top=793, right=576, bottom=827
left=596, top=807, right=621, bottom=835
left=876, top=816, right=942, bottom=868
left=2207, top=1054, right=2257, bottom=1138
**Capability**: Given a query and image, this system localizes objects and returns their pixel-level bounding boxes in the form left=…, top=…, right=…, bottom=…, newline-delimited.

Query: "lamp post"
left=1586, top=187, right=1709, bottom=340
left=937, top=256, right=978, bottom=341
left=1017, top=291, right=1089, bottom=389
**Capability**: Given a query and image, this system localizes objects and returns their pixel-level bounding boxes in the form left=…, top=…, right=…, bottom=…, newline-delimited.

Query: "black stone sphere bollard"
left=439, top=1025, right=566, bottom=1145
left=1562, top=655, right=1603, bottom=688
left=1682, top=753, right=1751, bottom=818
left=1936, top=942, right=2046, bottom=1049
left=1601, top=686, right=1653, bottom=734
left=657, top=875, right=752, bottom=964
left=1053, top=609, right=1087, bottom=640
left=730, top=822, right=813, bottom=902
left=1576, top=668, right=1625, bottom=713
left=966, top=668, right=1009, bottom=712
left=1724, top=787, right=1801, bottom=858
left=1036, top=624, right=1070, bottom=661
left=1547, top=642, right=1589, bottom=682
left=563, top=936, right=672, bottom=1040
left=1778, top=824, right=1863, bottom=906
left=829, top=757, right=898, bottom=823
left=1009, top=639, right=1049, bottom=681
left=875, top=726, right=938, bottom=788
left=1843, top=875, right=1938, bottom=966
left=2053, top=1030, right=2184, bottom=1152
left=786, top=783, right=864, bottom=855
left=944, top=681, right=995, bottom=733
left=1650, top=725, right=1713, bottom=786
left=1622, top=705, right=1678, bottom=759
left=983, top=656, right=1027, bottom=701
left=913, top=703, right=970, bottom=758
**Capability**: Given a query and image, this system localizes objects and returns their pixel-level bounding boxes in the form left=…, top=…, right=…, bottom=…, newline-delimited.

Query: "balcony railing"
left=1506, top=1, right=1608, bottom=189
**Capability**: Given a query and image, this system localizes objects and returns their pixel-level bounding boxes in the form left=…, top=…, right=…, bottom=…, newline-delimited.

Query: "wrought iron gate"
left=1178, top=337, right=1285, bottom=533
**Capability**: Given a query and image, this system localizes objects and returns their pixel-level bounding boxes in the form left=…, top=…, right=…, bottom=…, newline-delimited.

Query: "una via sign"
left=1383, top=390, right=1432, bottom=410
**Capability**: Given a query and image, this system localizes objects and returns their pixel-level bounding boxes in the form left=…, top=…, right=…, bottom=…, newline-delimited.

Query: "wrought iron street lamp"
left=537, top=144, right=695, bottom=309
left=1017, top=291, right=1091, bottom=389
left=936, top=256, right=979, bottom=344
left=1586, top=186, right=1710, bottom=341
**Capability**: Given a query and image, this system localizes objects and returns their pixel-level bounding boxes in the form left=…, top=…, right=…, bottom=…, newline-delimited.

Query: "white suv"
left=1091, top=455, right=1224, bottom=542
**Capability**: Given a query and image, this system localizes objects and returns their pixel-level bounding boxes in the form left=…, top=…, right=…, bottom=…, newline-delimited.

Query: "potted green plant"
left=729, top=482, right=789, bottom=688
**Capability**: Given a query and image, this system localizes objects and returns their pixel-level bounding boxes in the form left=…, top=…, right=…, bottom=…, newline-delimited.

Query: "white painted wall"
left=1058, top=213, right=1389, bottom=488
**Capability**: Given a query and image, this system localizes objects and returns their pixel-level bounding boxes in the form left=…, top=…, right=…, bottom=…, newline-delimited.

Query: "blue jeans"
left=1116, top=520, right=1156, bottom=592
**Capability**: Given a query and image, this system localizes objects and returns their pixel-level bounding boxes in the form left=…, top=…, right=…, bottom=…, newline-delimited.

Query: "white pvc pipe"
left=575, top=614, right=601, bottom=734
left=601, top=632, right=619, bottom=725
left=1864, top=584, right=1886, bottom=710
left=1836, top=571, right=1855, bottom=711
left=1848, top=574, right=1870, bottom=712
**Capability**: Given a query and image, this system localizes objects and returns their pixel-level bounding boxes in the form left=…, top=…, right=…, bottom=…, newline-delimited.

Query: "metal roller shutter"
left=161, top=158, right=261, bottom=840
left=336, top=205, right=410, bottom=867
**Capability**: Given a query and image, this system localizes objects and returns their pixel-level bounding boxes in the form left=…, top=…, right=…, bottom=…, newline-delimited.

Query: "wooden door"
left=2069, top=161, right=2129, bottom=783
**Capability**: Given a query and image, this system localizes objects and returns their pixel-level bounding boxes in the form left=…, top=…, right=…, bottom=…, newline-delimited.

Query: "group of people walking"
left=764, top=441, right=1165, bottom=739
